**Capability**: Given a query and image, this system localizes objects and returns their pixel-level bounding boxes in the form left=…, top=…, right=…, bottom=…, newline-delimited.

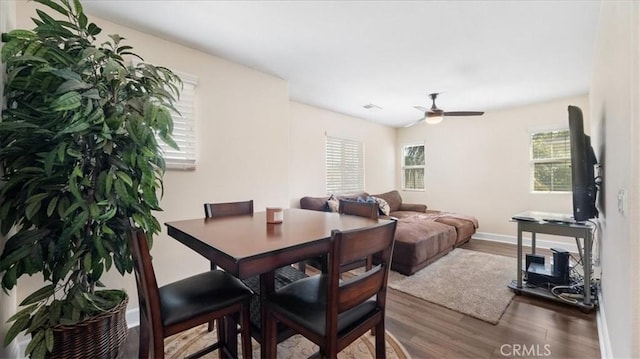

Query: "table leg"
left=517, top=225, right=523, bottom=288
left=260, top=271, right=276, bottom=359
left=583, top=231, right=592, bottom=305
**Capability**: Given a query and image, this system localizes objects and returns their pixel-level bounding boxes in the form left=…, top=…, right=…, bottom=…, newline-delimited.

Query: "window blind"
left=326, top=136, right=364, bottom=194
left=159, top=72, right=197, bottom=170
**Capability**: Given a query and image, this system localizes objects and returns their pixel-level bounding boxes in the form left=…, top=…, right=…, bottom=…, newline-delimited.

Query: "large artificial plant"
left=0, top=0, right=181, bottom=357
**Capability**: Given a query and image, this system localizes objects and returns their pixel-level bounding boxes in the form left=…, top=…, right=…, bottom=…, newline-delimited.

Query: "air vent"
left=363, top=103, right=383, bottom=110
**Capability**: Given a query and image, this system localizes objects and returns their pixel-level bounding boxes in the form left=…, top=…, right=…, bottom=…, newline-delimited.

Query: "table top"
left=165, top=208, right=386, bottom=277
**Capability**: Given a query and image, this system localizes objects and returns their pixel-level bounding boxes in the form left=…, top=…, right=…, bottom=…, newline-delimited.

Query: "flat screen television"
left=568, top=105, right=598, bottom=222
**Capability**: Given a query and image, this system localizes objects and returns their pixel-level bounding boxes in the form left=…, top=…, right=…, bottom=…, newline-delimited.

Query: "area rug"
left=165, top=323, right=411, bottom=359
left=387, top=248, right=516, bottom=324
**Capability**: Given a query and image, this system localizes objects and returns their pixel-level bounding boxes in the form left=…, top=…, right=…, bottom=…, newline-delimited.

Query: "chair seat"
left=159, top=270, right=253, bottom=327
left=266, top=275, right=378, bottom=336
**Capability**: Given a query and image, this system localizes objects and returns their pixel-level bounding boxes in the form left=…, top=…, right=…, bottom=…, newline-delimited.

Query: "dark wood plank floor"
left=385, top=239, right=600, bottom=359
left=125, top=239, right=601, bottom=358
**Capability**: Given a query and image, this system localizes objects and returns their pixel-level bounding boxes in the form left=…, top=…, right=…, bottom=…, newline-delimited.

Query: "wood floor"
left=385, top=239, right=600, bottom=359
left=126, top=239, right=601, bottom=358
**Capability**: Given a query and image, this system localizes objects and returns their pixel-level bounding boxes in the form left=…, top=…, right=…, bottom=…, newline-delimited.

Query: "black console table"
left=508, top=211, right=596, bottom=312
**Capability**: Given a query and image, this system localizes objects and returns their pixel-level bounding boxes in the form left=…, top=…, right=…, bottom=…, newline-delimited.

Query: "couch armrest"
left=398, top=203, right=427, bottom=212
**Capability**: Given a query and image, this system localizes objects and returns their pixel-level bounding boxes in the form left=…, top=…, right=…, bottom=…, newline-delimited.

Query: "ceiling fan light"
left=425, top=115, right=444, bottom=125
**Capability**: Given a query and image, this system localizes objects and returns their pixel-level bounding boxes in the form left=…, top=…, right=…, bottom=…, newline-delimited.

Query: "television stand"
left=508, top=211, right=597, bottom=312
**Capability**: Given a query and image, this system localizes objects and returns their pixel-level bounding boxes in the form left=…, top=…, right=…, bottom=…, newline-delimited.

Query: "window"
left=159, top=72, right=197, bottom=170
left=326, top=136, right=364, bottom=194
left=402, top=144, right=425, bottom=191
left=530, top=129, right=571, bottom=192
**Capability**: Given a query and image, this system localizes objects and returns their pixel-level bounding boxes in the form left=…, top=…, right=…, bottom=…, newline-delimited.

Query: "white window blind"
left=326, top=136, right=364, bottom=194
left=160, top=72, right=197, bottom=170
left=530, top=129, right=571, bottom=192
left=402, top=143, right=425, bottom=191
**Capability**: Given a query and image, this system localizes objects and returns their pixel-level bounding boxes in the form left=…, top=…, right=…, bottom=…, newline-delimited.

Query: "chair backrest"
left=128, top=229, right=164, bottom=357
left=338, top=200, right=379, bottom=219
left=327, top=219, right=396, bottom=319
left=204, top=200, right=254, bottom=218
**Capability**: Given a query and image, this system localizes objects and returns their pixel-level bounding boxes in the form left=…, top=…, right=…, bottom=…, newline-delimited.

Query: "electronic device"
left=568, top=106, right=599, bottom=222
left=525, top=248, right=571, bottom=286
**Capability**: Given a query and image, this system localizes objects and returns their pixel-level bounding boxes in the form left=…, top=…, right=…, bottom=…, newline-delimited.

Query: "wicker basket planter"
left=46, top=295, right=128, bottom=359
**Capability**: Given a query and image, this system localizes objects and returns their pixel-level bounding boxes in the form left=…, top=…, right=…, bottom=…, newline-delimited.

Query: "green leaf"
left=55, top=78, right=91, bottom=94
left=87, top=22, right=102, bottom=36
left=60, top=120, right=90, bottom=134
left=20, top=284, right=55, bottom=306
left=6, top=303, right=38, bottom=323
left=115, top=171, right=133, bottom=187
left=0, top=246, right=31, bottom=273
left=3, top=315, right=30, bottom=347
left=51, top=91, right=81, bottom=111
left=46, top=197, right=58, bottom=217
left=26, top=193, right=49, bottom=204
left=25, top=200, right=42, bottom=221
left=33, top=0, right=69, bottom=16
left=45, top=328, right=54, bottom=352
left=24, top=330, right=44, bottom=357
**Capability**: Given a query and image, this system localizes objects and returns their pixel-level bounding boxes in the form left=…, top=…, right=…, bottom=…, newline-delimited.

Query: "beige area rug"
left=165, top=323, right=411, bottom=359
left=387, top=248, right=516, bottom=324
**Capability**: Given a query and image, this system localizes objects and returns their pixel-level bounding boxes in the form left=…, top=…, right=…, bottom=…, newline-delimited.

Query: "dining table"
left=165, top=207, right=388, bottom=358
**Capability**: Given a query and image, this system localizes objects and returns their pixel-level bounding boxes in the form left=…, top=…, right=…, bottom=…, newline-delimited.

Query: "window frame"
left=401, top=142, right=425, bottom=192
left=529, top=128, right=571, bottom=193
left=325, top=135, right=365, bottom=195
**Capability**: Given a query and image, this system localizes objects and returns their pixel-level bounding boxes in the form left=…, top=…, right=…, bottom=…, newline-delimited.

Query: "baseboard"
left=473, top=231, right=579, bottom=253
left=596, top=291, right=613, bottom=358
left=127, top=307, right=140, bottom=328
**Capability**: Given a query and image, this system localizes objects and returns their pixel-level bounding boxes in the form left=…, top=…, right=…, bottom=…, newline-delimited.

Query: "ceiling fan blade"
left=404, top=117, right=425, bottom=127
left=413, top=105, right=429, bottom=112
left=442, top=111, right=485, bottom=117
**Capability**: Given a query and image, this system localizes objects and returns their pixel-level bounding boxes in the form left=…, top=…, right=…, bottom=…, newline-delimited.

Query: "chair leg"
left=216, top=318, right=226, bottom=357
left=375, top=320, right=386, bottom=359
left=240, top=302, right=253, bottom=359
left=138, top=312, right=150, bottom=359
left=208, top=261, right=217, bottom=332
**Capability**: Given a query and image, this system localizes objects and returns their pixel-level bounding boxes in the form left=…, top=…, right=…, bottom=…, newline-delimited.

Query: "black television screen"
left=568, top=105, right=598, bottom=222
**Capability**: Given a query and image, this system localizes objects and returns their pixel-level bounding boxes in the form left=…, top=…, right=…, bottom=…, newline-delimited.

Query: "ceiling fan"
left=406, top=93, right=484, bottom=127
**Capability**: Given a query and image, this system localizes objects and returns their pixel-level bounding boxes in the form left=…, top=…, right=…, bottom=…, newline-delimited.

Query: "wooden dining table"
left=165, top=207, right=387, bottom=358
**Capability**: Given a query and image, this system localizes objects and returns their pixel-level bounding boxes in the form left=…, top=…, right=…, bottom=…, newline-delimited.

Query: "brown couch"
left=299, top=190, right=479, bottom=275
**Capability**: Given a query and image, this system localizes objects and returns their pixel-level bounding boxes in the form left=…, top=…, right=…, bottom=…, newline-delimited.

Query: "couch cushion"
left=371, top=190, right=403, bottom=212
left=392, top=217, right=456, bottom=273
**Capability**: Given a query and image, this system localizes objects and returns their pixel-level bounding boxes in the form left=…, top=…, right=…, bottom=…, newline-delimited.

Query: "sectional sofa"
left=300, top=190, right=478, bottom=275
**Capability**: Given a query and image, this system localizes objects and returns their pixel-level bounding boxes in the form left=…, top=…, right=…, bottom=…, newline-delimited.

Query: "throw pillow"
left=326, top=194, right=339, bottom=212
left=371, top=196, right=391, bottom=216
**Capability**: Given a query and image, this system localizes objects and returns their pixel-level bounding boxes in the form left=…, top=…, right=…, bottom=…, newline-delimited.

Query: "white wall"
left=396, top=95, right=589, bottom=247
left=0, top=2, right=19, bottom=358
left=289, top=101, right=396, bottom=207
left=590, top=1, right=640, bottom=357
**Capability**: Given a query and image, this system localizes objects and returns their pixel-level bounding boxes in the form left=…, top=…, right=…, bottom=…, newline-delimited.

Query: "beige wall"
left=590, top=1, right=640, bottom=357
left=397, top=95, right=589, bottom=247
left=289, top=101, right=397, bottom=207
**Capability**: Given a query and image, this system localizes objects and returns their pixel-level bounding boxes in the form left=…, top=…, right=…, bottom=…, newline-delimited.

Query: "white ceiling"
left=83, top=1, right=601, bottom=128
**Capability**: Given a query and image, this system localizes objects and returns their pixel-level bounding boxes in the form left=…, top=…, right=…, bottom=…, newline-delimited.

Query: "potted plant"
left=0, top=0, right=181, bottom=357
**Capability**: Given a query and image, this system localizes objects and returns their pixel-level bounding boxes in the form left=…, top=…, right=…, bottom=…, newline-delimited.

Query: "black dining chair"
left=303, top=199, right=380, bottom=274
left=128, top=229, right=253, bottom=359
left=263, top=219, right=397, bottom=358
left=203, top=200, right=308, bottom=345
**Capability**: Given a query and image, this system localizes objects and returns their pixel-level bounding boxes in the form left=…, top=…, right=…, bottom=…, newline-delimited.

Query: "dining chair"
left=303, top=199, right=380, bottom=273
left=263, top=219, right=398, bottom=358
left=128, top=229, right=253, bottom=359
left=203, top=200, right=308, bottom=345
